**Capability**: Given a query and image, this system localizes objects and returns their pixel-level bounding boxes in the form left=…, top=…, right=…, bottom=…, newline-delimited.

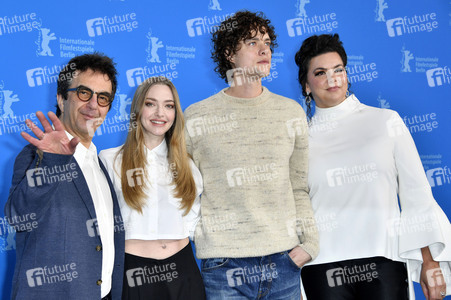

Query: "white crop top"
left=99, top=140, right=203, bottom=241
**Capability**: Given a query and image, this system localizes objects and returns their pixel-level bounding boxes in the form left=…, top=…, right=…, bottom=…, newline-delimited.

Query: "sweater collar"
left=219, top=86, right=271, bottom=106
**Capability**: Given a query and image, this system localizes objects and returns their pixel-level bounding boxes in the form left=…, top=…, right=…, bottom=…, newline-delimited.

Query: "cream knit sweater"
left=184, top=87, right=319, bottom=259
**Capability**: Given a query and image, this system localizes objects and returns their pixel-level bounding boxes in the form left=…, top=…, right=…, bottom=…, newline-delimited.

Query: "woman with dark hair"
left=295, top=34, right=451, bottom=300
left=99, top=76, right=205, bottom=299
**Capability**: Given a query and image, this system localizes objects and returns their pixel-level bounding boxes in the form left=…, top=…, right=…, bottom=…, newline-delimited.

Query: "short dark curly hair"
left=294, top=34, right=349, bottom=118
left=56, top=52, right=118, bottom=117
left=211, top=10, right=278, bottom=82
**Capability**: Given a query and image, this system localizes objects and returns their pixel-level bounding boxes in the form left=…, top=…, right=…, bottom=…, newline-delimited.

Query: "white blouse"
left=99, top=140, right=203, bottom=241
left=305, top=95, right=451, bottom=298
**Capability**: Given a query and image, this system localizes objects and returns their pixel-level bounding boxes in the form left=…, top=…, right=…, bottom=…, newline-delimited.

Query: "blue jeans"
left=201, top=250, right=301, bottom=300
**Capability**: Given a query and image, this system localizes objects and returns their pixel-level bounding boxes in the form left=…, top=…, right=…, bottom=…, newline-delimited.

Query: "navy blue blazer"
left=5, top=144, right=125, bottom=300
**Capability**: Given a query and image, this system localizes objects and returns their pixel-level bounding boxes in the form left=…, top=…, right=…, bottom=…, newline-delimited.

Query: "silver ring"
left=441, top=291, right=446, bottom=297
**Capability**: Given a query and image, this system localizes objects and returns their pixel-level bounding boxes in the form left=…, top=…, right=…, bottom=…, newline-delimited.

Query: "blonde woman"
left=99, top=76, right=205, bottom=299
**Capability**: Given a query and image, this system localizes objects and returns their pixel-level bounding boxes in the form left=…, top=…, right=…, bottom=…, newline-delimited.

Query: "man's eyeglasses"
left=67, top=86, right=113, bottom=107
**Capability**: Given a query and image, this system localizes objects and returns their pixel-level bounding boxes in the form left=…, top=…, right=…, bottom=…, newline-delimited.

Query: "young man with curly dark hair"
left=184, top=10, right=318, bottom=299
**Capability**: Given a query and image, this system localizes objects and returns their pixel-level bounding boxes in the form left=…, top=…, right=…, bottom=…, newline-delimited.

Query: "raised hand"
left=21, top=111, right=79, bottom=155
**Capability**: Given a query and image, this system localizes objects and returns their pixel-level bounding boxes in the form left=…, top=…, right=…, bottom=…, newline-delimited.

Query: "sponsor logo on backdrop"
left=347, top=55, right=379, bottom=83
left=165, top=45, right=196, bottom=65
left=0, top=215, right=24, bottom=252
left=86, top=13, right=138, bottom=37
left=0, top=82, right=19, bottom=119
left=113, top=89, right=132, bottom=121
left=400, top=46, right=439, bottom=73
left=32, top=18, right=95, bottom=58
left=59, top=38, right=95, bottom=58
left=0, top=13, right=40, bottom=36
left=286, top=12, right=338, bottom=37
left=386, top=13, right=438, bottom=37
left=145, top=28, right=196, bottom=65
left=208, top=0, right=222, bottom=11
left=295, top=0, right=310, bottom=17
left=420, top=154, right=442, bottom=171
left=186, top=13, right=235, bottom=37
left=0, top=230, right=15, bottom=252
left=34, top=20, right=56, bottom=57
left=126, top=65, right=178, bottom=87
left=0, top=81, right=40, bottom=136
left=426, top=166, right=451, bottom=187
left=272, top=52, right=284, bottom=65
left=377, top=93, right=390, bottom=108
left=375, top=0, right=388, bottom=22
left=146, top=29, right=164, bottom=63
left=402, top=112, right=439, bottom=134
left=400, top=47, right=414, bottom=72
left=426, top=67, right=451, bottom=87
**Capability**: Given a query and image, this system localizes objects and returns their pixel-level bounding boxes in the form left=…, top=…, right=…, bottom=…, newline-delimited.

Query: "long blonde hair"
left=118, top=76, right=196, bottom=215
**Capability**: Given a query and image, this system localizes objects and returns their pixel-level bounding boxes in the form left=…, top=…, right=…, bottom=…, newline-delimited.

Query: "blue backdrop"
left=1, top=0, right=450, bottom=298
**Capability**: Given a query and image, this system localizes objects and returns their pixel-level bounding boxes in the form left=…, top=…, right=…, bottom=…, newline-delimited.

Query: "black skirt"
left=122, top=242, right=206, bottom=300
